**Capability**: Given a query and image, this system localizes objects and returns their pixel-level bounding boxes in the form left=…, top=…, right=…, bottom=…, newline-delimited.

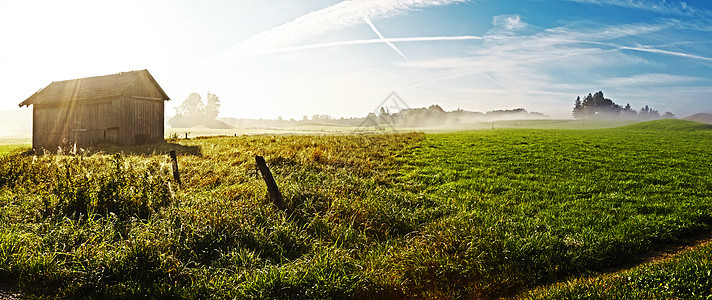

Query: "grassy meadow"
left=0, top=119, right=711, bottom=298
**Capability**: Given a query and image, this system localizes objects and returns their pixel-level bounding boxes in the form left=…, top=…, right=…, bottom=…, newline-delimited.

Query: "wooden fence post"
left=255, top=156, right=285, bottom=210
left=169, top=150, right=182, bottom=189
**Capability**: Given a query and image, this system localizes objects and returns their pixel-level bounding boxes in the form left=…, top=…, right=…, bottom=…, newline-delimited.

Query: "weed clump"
left=0, top=153, right=174, bottom=221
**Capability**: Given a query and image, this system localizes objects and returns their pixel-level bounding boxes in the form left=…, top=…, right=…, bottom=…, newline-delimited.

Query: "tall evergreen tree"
left=572, top=91, right=670, bottom=120
left=572, top=96, right=582, bottom=118
left=573, top=91, right=621, bottom=118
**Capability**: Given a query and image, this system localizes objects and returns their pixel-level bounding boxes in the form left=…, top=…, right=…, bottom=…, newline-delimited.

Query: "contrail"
left=620, top=45, right=712, bottom=62
left=364, top=17, right=409, bottom=61
left=214, top=0, right=468, bottom=61
left=562, top=0, right=704, bottom=16
left=561, top=39, right=712, bottom=62
left=220, top=35, right=490, bottom=60
left=172, top=35, right=490, bottom=70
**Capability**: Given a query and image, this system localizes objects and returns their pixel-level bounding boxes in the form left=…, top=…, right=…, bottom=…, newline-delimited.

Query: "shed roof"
left=19, top=69, right=170, bottom=107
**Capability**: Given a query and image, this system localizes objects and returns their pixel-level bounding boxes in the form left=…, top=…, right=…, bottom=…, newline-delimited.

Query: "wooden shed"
left=19, top=70, right=170, bottom=150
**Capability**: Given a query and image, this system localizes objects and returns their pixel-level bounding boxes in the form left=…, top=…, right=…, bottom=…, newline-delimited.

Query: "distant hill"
left=618, top=119, right=712, bottom=131
left=168, top=118, right=233, bottom=129
left=201, top=119, right=233, bottom=129
left=683, top=113, right=712, bottom=125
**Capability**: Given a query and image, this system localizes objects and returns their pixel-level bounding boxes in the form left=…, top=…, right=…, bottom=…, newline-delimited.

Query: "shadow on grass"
left=23, top=141, right=202, bottom=157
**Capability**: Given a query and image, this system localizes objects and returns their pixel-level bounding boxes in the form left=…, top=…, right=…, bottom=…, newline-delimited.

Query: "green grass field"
left=0, top=119, right=711, bottom=298
left=0, top=138, right=30, bottom=155
left=166, top=118, right=642, bottom=138
left=522, top=239, right=712, bottom=299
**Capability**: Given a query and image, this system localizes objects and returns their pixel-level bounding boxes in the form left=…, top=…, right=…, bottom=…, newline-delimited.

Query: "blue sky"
left=1, top=0, right=711, bottom=120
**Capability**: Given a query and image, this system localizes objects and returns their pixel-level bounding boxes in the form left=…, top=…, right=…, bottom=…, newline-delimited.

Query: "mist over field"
left=2, top=0, right=712, bottom=298
left=216, top=108, right=547, bottom=129
left=0, top=110, right=31, bottom=137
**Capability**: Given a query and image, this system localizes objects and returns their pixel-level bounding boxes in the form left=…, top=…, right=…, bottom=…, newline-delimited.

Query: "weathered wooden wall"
left=120, top=98, right=164, bottom=145
left=33, top=98, right=119, bottom=149
left=29, top=70, right=167, bottom=150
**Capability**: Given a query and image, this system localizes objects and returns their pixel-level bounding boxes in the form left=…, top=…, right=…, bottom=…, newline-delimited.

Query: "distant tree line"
left=572, top=91, right=674, bottom=120
left=218, top=105, right=547, bottom=129
left=375, top=104, right=454, bottom=127
left=168, top=93, right=546, bottom=129
left=368, top=105, right=545, bottom=127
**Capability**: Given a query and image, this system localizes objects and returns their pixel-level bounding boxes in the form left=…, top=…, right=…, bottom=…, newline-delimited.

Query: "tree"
left=587, top=91, right=622, bottom=117
left=175, top=93, right=204, bottom=119
left=312, top=114, right=333, bottom=121
left=169, top=92, right=222, bottom=128
left=572, top=96, right=582, bottom=118
left=572, top=91, right=669, bottom=120
left=640, top=105, right=649, bottom=115
left=427, top=104, right=446, bottom=114
left=204, top=91, right=220, bottom=120
left=622, top=103, right=637, bottom=118
left=379, top=107, right=389, bottom=116
left=575, top=92, right=621, bottom=118
left=639, top=105, right=660, bottom=120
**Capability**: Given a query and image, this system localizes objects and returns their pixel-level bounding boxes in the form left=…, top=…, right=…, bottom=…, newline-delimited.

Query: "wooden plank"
left=128, top=96, right=164, bottom=101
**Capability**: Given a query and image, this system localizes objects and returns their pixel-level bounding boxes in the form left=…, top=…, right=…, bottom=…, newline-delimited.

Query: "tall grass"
left=0, top=133, right=428, bottom=298
left=0, top=121, right=711, bottom=298
left=521, top=240, right=712, bottom=299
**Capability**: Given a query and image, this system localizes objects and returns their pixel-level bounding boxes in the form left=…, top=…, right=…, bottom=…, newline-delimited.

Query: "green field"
left=1, top=119, right=711, bottom=298
left=165, top=124, right=357, bottom=137
left=0, top=138, right=30, bottom=155
left=166, top=119, right=642, bottom=138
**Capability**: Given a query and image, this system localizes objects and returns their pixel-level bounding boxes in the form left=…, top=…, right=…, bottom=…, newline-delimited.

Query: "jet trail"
left=620, top=45, right=712, bottom=62
left=214, top=0, right=469, bottom=61
left=364, top=17, right=409, bottom=61
left=226, top=35, right=490, bottom=60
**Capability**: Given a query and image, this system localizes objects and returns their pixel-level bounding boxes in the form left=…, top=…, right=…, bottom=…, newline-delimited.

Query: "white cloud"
left=491, top=15, right=527, bottom=35
left=402, top=22, right=669, bottom=73
left=541, top=22, right=670, bottom=43
left=217, top=0, right=469, bottom=59
left=389, top=21, right=683, bottom=117
left=566, top=0, right=704, bottom=16
left=598, top=73, right=703, bottom=86
left=165, top=1, right=712, bottom=119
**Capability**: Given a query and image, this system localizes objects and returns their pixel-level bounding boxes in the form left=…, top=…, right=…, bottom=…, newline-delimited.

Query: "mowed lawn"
left=0, top=119, right=711, bottom=299
left=402, top=119, right=712, bottom=298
